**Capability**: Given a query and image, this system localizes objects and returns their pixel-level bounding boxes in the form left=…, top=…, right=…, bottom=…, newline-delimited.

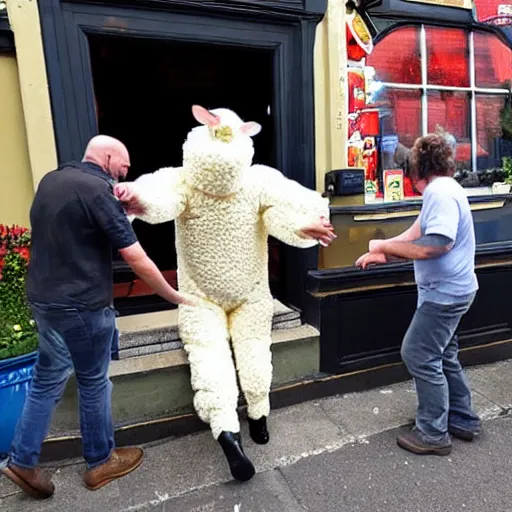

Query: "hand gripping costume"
left=127, top=105, right=329, bottom=481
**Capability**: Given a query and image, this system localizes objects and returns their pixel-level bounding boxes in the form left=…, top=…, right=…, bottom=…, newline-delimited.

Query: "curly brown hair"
left=410, top=134, right=455, bottom=181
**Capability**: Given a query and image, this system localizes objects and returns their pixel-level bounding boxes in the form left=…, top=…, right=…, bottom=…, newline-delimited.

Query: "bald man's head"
left=82, top=135, right=130, bottom=182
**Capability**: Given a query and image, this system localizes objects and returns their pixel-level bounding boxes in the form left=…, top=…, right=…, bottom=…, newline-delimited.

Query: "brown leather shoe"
left=1, top=464, right=55, bottom=499
left=397, top=429, right=452, bottom=456
left=83, top=447, right=144, bottom=491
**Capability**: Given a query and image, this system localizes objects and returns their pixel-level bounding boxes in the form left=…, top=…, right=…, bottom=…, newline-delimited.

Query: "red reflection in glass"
left=428, top=91, right=471, bottom=165
left=366, top=27, right=421, bottom=84
left=476, top=95, right=509, bottom=171
left=474, top=32, right=512, bottom=88
left=376, top=89, right=422, bottom=170
left=426, top=27, right=469, bottom=87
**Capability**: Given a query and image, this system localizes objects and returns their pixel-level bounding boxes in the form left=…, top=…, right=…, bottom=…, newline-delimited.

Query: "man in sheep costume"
left=115, top=105, right=335, bottom=482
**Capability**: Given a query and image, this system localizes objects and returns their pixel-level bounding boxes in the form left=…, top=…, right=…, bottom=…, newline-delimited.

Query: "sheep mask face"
left=183, top=105, right=262, bottom=197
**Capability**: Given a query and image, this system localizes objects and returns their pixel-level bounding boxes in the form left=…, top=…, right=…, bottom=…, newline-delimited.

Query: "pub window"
left=348, top=25, right=512, bottom=202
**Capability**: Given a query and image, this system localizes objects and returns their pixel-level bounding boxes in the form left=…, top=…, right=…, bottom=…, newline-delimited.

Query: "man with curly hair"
left=356, top=133, right=480, bottom=456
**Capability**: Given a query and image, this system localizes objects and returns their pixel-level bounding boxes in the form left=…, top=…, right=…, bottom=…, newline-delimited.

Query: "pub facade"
left=1, top=0, right=512, bottom=448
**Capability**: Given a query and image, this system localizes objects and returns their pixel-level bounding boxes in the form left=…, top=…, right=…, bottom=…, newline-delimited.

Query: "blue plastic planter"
left=0, top=351, right=38, bottom=456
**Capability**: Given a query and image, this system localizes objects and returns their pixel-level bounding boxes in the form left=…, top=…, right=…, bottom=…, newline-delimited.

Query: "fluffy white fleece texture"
left=130, top=108, right=329, bottom=439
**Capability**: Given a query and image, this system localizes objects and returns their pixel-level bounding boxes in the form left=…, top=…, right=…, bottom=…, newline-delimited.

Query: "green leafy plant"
left=0, top=225, right=38, bottom=361
left=500, top=81, right=512, bottom=141
left=503, top=157, right=512, bottom=185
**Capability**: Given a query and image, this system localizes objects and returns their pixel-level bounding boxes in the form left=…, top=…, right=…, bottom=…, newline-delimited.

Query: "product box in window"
left=362, top=137, right=378, bottom=182
left=383, top=169, right=404, bottom=202
left=348, top=68, right=366, bottom=114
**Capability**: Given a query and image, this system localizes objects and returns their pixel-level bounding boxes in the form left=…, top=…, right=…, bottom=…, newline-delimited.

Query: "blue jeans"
left=9, top=303, right=116, bottom=469
left=401, top=297, right=481, bottom=443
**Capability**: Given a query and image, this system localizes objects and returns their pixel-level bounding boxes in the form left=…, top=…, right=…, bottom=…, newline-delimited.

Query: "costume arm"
left=255, top=164, right=330, bottom=248
left=129, top=167, right=187, bottom=225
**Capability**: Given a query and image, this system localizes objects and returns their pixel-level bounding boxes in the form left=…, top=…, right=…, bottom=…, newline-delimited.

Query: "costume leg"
left=229, top=297, right=274, bottom=422
left=179, top=302, right=240, bottom=439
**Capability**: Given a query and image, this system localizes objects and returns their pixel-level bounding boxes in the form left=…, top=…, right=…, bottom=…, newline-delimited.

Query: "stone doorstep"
left=116, top=299, right=302, bottom=358
left=42, top=323, right=320, bottom=443
left=111, top=323, right=320, bottom=378
left=117, top=299, right=299, bottom=330
left=117, top=318, right=303, bottom=359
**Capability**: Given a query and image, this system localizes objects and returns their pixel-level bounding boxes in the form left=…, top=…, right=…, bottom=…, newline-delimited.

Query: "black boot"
left=248, top=416, right=270, bottom=445
left=217, top=432, right=255, bottom=482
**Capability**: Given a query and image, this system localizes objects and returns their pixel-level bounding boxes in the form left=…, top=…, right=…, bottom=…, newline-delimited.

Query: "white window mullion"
left=420, top=24, right=428, bottom=136
left=473, top=88, right=509, bottom=95
left=380, top=82, right=424, bottom=90
left=469, top=31, right=478, bottom=172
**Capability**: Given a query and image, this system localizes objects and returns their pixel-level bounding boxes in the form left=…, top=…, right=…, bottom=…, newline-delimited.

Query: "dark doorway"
left=88, top=35, right=281, bottom=312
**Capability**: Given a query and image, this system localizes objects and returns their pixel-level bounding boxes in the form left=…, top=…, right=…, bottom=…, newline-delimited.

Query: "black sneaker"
left=397, top=429, right=452, bottom=456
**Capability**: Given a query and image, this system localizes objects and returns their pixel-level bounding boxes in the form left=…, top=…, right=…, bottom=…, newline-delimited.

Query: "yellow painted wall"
left=6, top=0, right=58, bottom=191
left=0, top=54, right=33, bottom=227
left=314, top=0, right=348, bottom=193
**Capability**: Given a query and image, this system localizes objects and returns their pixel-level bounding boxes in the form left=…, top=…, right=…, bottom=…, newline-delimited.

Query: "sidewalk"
left=1, top=360, right=511, bottom=512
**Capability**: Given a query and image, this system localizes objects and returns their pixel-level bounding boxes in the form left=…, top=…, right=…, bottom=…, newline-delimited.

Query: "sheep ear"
left=240, top=121, right=262, bottom=137
left=192, top=105, right=220, bottom=127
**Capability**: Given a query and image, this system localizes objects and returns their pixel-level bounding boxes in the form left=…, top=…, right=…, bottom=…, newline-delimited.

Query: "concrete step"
left=44, top=321, right=321, bottom=455
left=116, top=299, right=302, bottom=359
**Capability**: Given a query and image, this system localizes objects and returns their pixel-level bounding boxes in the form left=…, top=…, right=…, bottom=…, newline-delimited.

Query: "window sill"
left=329, top=191, right=510, bottom=219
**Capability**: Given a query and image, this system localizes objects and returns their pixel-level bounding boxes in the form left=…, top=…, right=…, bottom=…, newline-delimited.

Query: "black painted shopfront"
left=306, top=0, right=512, bottom=381
left=37, top=0, right=327, bottom=316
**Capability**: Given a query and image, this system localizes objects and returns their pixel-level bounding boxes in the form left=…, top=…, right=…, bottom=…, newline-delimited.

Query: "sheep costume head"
left=183, top=105, right=262, bottom=197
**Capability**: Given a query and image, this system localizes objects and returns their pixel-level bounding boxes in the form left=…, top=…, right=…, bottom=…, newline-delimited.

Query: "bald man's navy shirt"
left=26, top=162, right=137, bottom=310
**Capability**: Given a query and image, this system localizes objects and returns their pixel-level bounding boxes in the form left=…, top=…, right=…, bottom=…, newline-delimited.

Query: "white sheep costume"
left=126, top=105, right=329, bottom=480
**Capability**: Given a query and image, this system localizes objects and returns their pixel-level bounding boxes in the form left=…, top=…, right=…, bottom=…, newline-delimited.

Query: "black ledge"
left=308, top=241, right=512, bottom=294
left=329, top=194, right=512, bottom=216
left=364, top=0, right=475, bottom=27
left=65, top=0, right=328, bottom=21
left=0, top=12, right=14, bottom=53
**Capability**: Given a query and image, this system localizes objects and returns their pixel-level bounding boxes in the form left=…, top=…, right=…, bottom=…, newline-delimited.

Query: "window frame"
left=377, top=24, right=510, bottom=172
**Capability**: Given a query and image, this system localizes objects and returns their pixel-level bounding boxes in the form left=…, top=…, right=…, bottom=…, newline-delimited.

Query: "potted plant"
left=0, top=225, right=38, bottom=456
left=492, top=157, right=512, bottom=194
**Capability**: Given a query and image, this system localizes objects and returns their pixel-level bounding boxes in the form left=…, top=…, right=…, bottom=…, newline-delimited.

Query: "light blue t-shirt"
left=414, top=177, right=479, bottom=305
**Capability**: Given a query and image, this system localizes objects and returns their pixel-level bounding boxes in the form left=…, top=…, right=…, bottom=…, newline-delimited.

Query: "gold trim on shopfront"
left=352, top=200, right=506, bottom=222
left=311, top=257, right=512, bottom=298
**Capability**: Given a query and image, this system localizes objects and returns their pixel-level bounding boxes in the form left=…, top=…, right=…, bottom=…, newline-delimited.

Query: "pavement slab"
left=466, top=361, right=512, bottom=410
left=281, top=416, right=512, bottom=512
left=241, top=401, right=350, bottom=472
left=158, top=470, right=303, bottom=512
left=1, top=360, right=511, bottom=512
left=320, top=377, right=503, bottom=439
left=320, top=381, right=418, bottom=437
left=142, top=416, right=512, bottom=512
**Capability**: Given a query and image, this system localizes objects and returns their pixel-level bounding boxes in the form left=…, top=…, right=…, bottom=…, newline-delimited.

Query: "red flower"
left=17, top=247, right=30, bottom=262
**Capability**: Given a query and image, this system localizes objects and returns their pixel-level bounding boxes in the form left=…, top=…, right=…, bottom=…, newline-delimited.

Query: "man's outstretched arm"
left=120, top=242, right=192, bottom=305
left=356, top=233, right=453, bottom=269
left=376, top=233, right=454, bottom=260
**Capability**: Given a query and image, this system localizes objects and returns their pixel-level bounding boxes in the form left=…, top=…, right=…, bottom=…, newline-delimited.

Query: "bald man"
left=1, top=136, right=189, bottom=499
